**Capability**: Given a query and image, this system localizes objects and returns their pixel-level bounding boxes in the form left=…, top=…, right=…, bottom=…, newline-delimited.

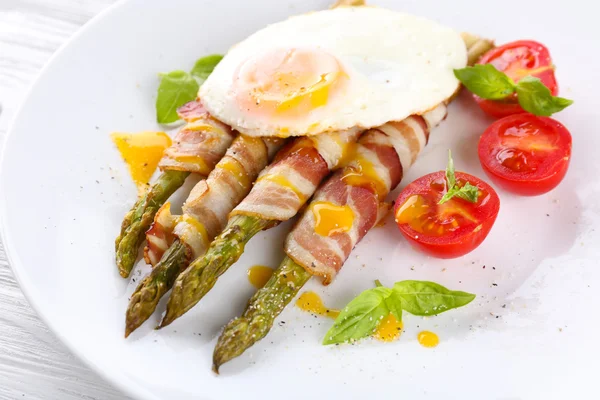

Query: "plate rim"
left=0, top=0, right=157, bottom=398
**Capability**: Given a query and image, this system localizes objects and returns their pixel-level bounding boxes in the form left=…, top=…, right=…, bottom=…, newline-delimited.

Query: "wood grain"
left=0, top=1, right=130, bottom=398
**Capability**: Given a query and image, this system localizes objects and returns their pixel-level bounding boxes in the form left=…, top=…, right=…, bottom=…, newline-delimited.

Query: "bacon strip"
left=285, top=104, right=448, bottom=283
left=158, top=99, right=236, bottom=175
left=231, top=127, right=362, bottom=222
left=145, top=135, right=285, bottom=264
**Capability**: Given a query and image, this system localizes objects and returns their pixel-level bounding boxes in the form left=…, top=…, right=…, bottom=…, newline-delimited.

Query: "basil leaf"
left=323, top=287, right=393, bottom=345
left=454, top=182, right=480, bottom=203
left=393, top=280, right=476, bottom=316
left=453, top=64, right=515, bottom=100
left=438, top=151, right=479, bottom=205
left=156, top=70, right=199, bottom=124
left=445, top=149, right=456, bottom=189
left=515, top=76, right=573, bottom=116
left=190, top=54, right=224, bottom=83
left=384, top=292, right=403, bottom=322
left=438, top=186, right=458, bottom=205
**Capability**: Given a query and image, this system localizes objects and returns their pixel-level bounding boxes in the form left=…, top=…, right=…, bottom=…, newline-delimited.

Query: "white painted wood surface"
left=0, top=1, right=129, bottom=398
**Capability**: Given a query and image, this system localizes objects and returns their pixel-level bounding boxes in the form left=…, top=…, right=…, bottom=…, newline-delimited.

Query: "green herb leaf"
left=323, top=287, right=397, bottom=345
left=393, top=280, right=476, bottom=316
left=384, top=293, right=403, bottom=322
left=445, top=150, right=456, bottom=188
left=156, top=70, right=199, bottom=124
left=190, top=54, right=224, bottom=83
left=438, top=151, right=480, bottom=205
left=515, top=76, right=574, bottom=116
left=454, top=182, right=480, bottom=203
left=453, top=64, right=516, bottom=100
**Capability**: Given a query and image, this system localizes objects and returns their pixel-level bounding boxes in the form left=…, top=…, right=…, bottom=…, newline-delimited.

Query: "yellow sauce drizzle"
left=296, top=291, right=340, bottom=319
left=311, top=201, right=354, bottom=236
left=247, top=265, right=274, bottom=289
left=256, top=174, right=304, bottom=200
left=218, top=157, right=251, bottom=190
left=342, top=154, right=388, bottom=199
left=173, top=155, right=210, bottom=176
left=185, top=121, right=220, bottom=133
left=178, top=214, right=209, bottom=245
left=374, top=314, right=403, bottom=342
left=111, top=131, right=171, bottom=195
left=417, top=331, right=439, bottom=348
left=395, top=192, right=478, bottom=236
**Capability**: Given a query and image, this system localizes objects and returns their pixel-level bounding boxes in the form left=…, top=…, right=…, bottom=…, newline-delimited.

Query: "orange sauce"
left=247, top=265, right=274, bottom=289
left=111, top=131, right=171, bottom=195
left=173, top=154, right=210, bottom=175
left=417, top=331, right=439, bottom=348
left=374, top=314, right=403, bottom=342
left=256, top=174, right=304, bottom=200
left=394, top=181, right=480, bottom=236
left=218, top=157, right=251, bottom=190
left=311, top=201, right=354, bottom=236
left=296, top=291, right=340, bottom=319
left=342, top=161, right=387, bottom=200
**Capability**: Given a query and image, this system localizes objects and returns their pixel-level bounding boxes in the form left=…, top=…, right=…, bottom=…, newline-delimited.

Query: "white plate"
left=1, top=0, right=598, bottom=399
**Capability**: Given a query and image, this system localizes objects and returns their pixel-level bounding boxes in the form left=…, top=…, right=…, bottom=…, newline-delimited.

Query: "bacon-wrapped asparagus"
left=115, top=100, right=235, bottom=278
left=159, top=128, right=362, bottom=327
left=212, top=35, right=494, bottom=371
left=124, top=134, right=283, bottom=336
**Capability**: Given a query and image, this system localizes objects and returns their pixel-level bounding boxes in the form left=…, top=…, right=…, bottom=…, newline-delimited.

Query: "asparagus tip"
left=157, top=316, right=172, bottom=329
left=212, top=363, right=220, bottom=375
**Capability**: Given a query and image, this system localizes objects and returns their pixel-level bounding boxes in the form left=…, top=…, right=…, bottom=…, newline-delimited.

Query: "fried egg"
left=200, top=6, right=467, bottom=138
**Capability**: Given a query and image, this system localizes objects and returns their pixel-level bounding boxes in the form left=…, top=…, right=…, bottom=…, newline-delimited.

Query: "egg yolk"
left=233, top=48, right=345, bottom=120
left=247, top=265, right=274, bottom=289
left=296, top=291, right=340, bottom=319
left=311, top=201, right=354, bottom=236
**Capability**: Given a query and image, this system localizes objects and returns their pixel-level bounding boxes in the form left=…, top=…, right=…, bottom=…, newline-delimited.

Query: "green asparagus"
left=115, top=170, right=189, bottom=278
left=212, top=257, right=310, bottom=373
left=160, top=215, right=270, bottom=327
left=125, top=239, right=191, bottom=337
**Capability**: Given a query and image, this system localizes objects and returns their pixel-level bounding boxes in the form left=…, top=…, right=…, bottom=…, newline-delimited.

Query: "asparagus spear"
left=160, top=215, right=270, bottom=327
left=213, top=257, right=309, bottom=373
left=125, top=239, right=191, bottom=337
left=211, top=35, right=495, bottom=370
left=115, top=170, right=189, bottom=278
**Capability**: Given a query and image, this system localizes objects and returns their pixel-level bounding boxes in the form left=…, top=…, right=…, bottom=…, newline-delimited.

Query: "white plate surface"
left=1, top=0, right=599, bottom=399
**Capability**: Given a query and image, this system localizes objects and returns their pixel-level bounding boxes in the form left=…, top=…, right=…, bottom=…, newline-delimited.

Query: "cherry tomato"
left=394, top=172, right=500, bottom=258
left=475, top=40, right=558, bottom=118
left=478, top=114, right=572, bottom=196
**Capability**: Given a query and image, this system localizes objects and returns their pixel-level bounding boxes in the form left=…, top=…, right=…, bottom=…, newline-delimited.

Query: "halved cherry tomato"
left=478, top=114, right=572, bottom=196
left=475, top=40, right=558, bottom=118
left=394, top=172, right=500, bottom=258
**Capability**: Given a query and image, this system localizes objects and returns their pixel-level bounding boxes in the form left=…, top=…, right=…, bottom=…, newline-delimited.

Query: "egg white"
left=200, top=6, right=467, bottom=137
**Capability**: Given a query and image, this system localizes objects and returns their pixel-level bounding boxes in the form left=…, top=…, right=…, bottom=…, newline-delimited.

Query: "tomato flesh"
left=475, top=40, right=558, bottom=118
left=478, top=114, right=572, bottom=196
left=394, top=172, right=500, bottom=258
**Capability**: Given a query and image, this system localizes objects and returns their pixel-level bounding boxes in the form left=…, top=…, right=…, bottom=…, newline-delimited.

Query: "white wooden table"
left=0, top=1, right=129, bottom=398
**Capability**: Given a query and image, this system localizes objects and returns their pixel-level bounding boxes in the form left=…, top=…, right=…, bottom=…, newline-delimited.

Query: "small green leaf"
left=454, top=182, right=480, bottom=203
left=190, top=54, right=224, bottom=83
left=393, top=280, right=476, bottom=316
left=323, top=287, right=393, bottom=345
left=384, top=292, right=403, bottom=322
left=156, top=70, right=199, bottom=124
left=438, top=151, right=479, bottom=205
left=438, top=150, right=479, bottom=204
left=445, top=150, right=456, bottom=189
left=515, top=76, right=574, bottom=116
left=453, top=64, right=516, bottom=100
